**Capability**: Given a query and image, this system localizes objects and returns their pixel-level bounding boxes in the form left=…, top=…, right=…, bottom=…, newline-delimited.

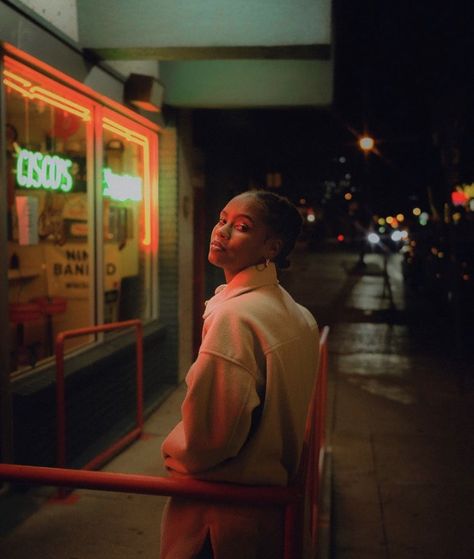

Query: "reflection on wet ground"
left=282, top=245, right=474, bottom=559
left=283, top=249, right=421, bottom=404
left=281, top=246, right=471, bottom=400
left=346, top=377, right=416, bottom=405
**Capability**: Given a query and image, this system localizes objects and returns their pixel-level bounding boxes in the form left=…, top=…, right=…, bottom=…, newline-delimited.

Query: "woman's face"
left=208, top=193, right=279, bottom=282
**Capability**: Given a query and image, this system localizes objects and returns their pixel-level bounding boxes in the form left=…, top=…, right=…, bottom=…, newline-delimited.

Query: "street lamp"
left=358, top=135, right=375, bottom=152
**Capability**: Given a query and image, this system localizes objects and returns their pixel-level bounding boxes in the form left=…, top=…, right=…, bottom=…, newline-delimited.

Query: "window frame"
left=1, top=43, right=160, bottom=379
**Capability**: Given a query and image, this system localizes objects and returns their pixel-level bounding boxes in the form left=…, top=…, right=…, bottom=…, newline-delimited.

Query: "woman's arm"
left=162, top=352, right=260, bottom=475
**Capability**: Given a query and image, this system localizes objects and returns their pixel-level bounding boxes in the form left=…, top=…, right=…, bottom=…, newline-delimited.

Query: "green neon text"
left=102, top=168, right=142, bottom=202
left=16, top=148, right=73, bottom=193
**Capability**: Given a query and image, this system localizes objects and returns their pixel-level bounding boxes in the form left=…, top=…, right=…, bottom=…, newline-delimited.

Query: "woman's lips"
left=210, top=240, right=226, bottom=251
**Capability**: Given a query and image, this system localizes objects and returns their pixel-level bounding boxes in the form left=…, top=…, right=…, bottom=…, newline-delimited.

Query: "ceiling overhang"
left=87, top=44, right=331, bottom=62
left=77, top=0, right=334, bottom=109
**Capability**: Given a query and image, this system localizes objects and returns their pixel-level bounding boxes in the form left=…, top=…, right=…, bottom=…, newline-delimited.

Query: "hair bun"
left=251, top=190, right=302, bottom=269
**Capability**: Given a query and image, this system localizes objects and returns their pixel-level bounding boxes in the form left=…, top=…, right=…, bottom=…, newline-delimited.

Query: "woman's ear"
left=266, top=237, right=283, bottom=260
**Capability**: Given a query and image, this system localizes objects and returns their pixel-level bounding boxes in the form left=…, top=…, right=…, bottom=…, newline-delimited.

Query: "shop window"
left=3, top=55, right=158, bottom=377
left=101, top=112, right=156, bottom=325
left=4, top=60, right=94, bottom=375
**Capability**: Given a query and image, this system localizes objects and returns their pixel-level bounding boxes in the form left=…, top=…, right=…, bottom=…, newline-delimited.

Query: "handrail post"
left=135, top=321, right=144, bottom=430
left=2, top=324, right=330, bottom=557
left=55, top=333, right=66, bottom=470
left=54, top=320, right=143, bottom=475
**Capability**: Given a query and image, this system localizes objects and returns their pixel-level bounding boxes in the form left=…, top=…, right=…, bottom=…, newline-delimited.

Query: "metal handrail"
left=55, top=320, right=144, bottom=470
left=0, top=464, right=298, bottom=504
left=0, top=325, right=329, bottom=559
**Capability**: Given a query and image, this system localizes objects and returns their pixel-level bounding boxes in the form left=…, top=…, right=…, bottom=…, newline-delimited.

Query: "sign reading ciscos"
left=16, top=148, right=73, bottom=192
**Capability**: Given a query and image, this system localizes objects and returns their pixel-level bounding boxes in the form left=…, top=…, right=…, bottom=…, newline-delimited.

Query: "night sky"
left=195, top=1, right=473, bottom=217
left=333, top=0, right=473, bottom=213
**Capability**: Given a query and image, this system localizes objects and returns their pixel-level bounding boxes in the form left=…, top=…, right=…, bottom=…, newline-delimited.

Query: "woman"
left=161, top=190, right=319, bottom=559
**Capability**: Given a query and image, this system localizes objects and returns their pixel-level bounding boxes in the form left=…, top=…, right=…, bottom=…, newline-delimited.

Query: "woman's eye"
left=218, top=217, right=226, bottom=225
left=235, top=223, right=249, bottom=232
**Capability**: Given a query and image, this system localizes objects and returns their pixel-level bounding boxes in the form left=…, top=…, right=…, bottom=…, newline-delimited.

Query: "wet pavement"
left=282, top=244, right=474, bottom=559
left=1, top=243, right=473, bottom=558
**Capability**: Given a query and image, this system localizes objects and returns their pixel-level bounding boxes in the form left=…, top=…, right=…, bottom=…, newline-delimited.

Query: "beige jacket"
left=161, top=264, right=319, bottom=558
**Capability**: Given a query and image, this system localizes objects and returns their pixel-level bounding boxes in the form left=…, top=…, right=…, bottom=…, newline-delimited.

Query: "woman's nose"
left=217, top=223, right=231, bottom=239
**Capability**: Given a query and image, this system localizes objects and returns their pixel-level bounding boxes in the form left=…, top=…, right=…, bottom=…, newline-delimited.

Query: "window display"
left=101, top=112, right=156, bottom=324
left=3, top=53, right=158, bottom=376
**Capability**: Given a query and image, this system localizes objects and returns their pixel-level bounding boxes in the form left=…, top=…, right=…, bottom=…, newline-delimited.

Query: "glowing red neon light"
left=3, top=55, right=155, bottom=249
left=3, top=69, right=91, bottom=121
left=3, top=46, right=159, bottom=131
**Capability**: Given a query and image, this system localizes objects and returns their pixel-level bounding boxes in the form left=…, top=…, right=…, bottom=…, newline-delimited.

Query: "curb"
left=317, top=448, right=332, bottom=559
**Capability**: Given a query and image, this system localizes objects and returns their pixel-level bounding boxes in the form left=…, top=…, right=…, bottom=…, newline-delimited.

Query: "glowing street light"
left=359, top=135, right=375, bottom=152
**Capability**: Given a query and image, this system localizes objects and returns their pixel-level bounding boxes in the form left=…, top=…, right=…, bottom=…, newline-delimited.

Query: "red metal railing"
left=0, top=325, right=329, bottom=559
left=310, top=325, right=329, bottom=543
left=55, top=319, right=144, bottom=471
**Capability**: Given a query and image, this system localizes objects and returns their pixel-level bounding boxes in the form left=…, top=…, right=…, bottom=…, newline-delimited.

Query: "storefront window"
left=5, top=59, right=94, bottom=374
left=3, top=53, right=158, bottom=377
left=101, top=112, right=156, bottom=324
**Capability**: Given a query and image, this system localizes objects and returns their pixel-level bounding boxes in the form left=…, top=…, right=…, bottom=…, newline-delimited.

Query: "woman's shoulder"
left=210, top=284, right=312, bottom=331
left=295, top=301, right=318, bottom=327
left=203, top=284, right=276, bottom=328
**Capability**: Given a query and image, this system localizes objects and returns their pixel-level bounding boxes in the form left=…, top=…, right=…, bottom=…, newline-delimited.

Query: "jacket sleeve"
left=161, top=351, right=261, bottom=475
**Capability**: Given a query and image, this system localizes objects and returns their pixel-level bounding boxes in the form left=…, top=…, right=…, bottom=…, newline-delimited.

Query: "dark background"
left=194, top=1, right=474, bottom=218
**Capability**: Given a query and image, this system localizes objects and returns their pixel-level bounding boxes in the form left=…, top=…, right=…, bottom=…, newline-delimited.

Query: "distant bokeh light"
left=359, top=136, right=375, bottom=152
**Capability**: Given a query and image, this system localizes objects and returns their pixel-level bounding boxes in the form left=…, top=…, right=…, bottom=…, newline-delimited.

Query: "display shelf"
left=7, top=268, right=40, bottom=281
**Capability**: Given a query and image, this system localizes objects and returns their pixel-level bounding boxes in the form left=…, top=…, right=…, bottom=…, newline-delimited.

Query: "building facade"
left=1, top=0, right=333, bottom=468
left=0, top=2, right=190, bottom=467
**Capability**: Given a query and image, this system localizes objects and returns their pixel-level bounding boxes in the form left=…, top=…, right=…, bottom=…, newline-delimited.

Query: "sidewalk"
left=0, top=384, right=187, bottom=559
left=283, top=247, right=474, bottom=559
left=1, top=245, right=473, bottom=559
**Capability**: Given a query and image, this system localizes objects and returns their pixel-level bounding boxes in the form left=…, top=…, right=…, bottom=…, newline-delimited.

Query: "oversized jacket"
left=160, top=263, right=319, bottom=559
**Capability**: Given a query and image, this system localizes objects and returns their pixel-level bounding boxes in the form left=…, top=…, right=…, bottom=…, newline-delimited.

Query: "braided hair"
left=250, top=190, right=303, bottom=269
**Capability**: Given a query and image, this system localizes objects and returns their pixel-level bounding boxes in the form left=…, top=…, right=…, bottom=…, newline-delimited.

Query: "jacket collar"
left=203, top=263, right=278, bottom=319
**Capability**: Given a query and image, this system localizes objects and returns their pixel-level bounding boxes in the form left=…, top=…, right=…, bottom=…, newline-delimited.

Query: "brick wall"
left=177, top=111, right=195, bottom=380
left=156, top=119, right=179, bottom=386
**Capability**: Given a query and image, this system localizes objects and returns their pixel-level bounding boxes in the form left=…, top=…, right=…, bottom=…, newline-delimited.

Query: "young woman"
left=160, top=190, right=319, bottom=559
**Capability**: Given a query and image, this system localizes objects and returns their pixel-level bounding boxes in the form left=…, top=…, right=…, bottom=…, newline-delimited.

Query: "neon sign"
left=102, top=168, right=142, bottom=202
left=103, top=117, right=151, bottom=246
left=16, top=149, right=73, bottom=192
left=3, top=69, right=91, bottom=121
